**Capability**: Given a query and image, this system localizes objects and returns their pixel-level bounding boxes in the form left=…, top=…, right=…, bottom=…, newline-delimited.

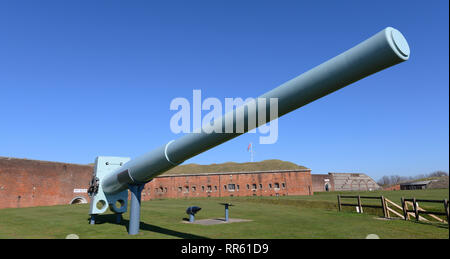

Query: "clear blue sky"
left=0, top=0, right=448, bottom=181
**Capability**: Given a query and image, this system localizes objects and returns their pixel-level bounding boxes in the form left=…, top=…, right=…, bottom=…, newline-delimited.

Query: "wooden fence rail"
left=401, top=197, right=449, bottom=223
left=337, top=195, right=449, bottom=224
left=337, top=195, right=387, bottom=218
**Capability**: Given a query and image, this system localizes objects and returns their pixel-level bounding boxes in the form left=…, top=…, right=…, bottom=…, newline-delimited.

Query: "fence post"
left=337, top=195, right=342, bottom=212
left=357, top=195, right=363, bottom=214
left=401, top=197, right=407, bottom=221
left=381, top=196, right=387, bottom=218
left=413, top=197, right=419, bottom=221
left=444, top=199, right=449, bottom=223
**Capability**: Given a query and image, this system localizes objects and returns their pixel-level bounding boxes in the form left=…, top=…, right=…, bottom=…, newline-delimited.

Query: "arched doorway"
left=324, top=183, right=330, bottom=192
left=70, top=197, right=87, bottom=205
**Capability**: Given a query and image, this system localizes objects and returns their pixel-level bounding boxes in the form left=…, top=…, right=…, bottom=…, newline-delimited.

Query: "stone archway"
left=350, top=180, right=358, bottom=190
left=359, top=180, right=368, bottom=191
left=70, top=196, right=87, bottom=205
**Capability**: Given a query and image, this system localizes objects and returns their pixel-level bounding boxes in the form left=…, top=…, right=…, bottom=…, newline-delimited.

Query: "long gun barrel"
left=101, top=27, right=410, bottom=194
left=89, top=27, right=410, bottom=235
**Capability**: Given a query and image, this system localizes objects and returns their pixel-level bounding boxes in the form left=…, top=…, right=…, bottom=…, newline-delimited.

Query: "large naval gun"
left=88, top=27, right=410, bottom=235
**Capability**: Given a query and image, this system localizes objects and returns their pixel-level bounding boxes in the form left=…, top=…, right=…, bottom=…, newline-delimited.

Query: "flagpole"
left=250, top=142, right=253, bottom=162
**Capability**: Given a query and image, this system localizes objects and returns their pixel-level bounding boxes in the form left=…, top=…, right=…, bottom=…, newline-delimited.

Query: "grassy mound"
left=162, top=159, right=308, bottom=175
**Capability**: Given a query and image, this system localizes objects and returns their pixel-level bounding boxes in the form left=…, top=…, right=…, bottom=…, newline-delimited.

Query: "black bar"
left=415, top=199, right=445, bottom=203
left=417, top=211, right=447, bottom=216
left=340, top=196, right=381, bottom=199
left=404, top=199, right=444, bottom=203
left=341, top=203, right=358, bottom=207
left=361, top=205, right=383, bottom=209
left=359, top=196, right=382, bottom=199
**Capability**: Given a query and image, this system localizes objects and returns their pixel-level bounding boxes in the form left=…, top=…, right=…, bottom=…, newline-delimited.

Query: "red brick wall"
left=311, top=174, right=334, bottom=193
left=142, top=170, right=313, bottom=200
left=0, top=157, right=312, bottom=209
left=383, top=184, right=400, bottom=191
left=0, top=157, right=92, bottom=209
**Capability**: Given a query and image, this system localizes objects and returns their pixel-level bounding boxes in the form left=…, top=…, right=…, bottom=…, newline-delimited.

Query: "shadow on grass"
left=409, top=220, right=449, bottom=230
left=91, top=214, right=209, bottom=239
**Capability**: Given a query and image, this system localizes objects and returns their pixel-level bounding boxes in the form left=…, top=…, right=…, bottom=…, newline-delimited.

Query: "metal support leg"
left=90, top=214, right=96, bottom=225
left=128, top=184, right=145, bottom=235
left=116, top=213, right=123, bottom=224
left=225, top=204, right=229, bottom=222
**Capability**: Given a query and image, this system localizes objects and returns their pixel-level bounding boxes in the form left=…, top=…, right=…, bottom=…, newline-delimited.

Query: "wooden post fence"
left=337, top=195, right=449, bottom=224
left=381, top=196, right=387, bottom=218
left=384, top=198, right=405, bottom=219
left=413, top=197, right=419, bottom=221
left=337, top=194, right=342, bottom=212
left=444, top=199, right=449, bottom=223
left=357, top=195, right=362, bottom=213
left=401, top=198, right=449, bottom=224
left=401, top=197, right=409, bottom=220
left=336, top=195, right=386, bottom=218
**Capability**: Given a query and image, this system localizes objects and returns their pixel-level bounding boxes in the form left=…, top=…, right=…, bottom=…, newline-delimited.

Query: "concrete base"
left=182, top=218, right=252, bottom=225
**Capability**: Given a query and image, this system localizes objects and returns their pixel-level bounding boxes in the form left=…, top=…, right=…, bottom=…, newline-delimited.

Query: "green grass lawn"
left=259, top=188, right=449, bottom=208
left=0, top=189, right=448, bottom=239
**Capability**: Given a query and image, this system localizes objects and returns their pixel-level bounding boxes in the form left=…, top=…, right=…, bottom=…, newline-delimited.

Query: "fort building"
left=0, top=156, right=380, bottom=209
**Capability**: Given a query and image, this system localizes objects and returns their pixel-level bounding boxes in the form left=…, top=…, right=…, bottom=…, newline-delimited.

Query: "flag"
left=247, top=143, right=252, bottom=151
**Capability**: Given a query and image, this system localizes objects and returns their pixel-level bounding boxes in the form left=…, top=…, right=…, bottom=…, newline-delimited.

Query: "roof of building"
left=400, top=180, right=437, bottom=186
left=0, top=156, right=93, bottom=167
left=159, top=168, right=311, bottom=178
left=0, top=156, right=310, bottom=177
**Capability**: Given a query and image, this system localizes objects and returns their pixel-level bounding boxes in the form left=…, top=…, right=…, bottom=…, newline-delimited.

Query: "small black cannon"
left=186, top=206, right=201, bottom=222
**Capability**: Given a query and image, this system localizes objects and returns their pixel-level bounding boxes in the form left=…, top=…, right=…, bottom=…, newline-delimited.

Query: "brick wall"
left=383, top=184, right=400, bottom=191
left=0, top=157, right=92, bottom=209
left=311, top=174, right=334, bottom=193
left=144, top=170, right=313, bottom=200
left=0, top=157, right=313, bottom=209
